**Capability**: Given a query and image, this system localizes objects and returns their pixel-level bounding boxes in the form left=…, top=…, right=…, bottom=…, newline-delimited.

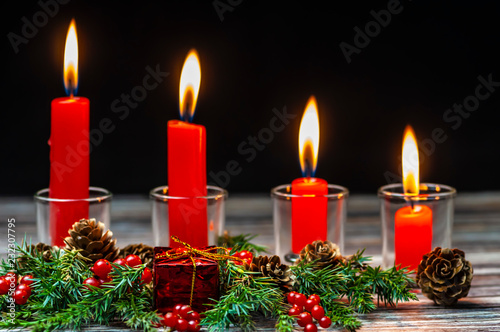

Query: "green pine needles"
left=201, top=249, right=418, bottom=331
left=1, top=236, right=418, bottom=331
left=0, top=240, right=158, bottom=331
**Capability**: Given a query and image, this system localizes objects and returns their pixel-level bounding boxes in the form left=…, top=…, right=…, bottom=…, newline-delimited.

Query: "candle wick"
left=409, top=199, right=415, bottom=212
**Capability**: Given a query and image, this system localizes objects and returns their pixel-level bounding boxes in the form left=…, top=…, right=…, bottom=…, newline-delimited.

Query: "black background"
left=2, top=0, right=500, bottom=196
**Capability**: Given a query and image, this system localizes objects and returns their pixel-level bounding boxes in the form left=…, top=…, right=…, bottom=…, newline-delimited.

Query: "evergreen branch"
left=218, top=233, right=268, bottom=255
left=201, top=262, right=285, bottom=331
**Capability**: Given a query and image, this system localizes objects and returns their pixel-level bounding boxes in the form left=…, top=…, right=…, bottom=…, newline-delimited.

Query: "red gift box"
left=153, top=246, right=220, bottom=313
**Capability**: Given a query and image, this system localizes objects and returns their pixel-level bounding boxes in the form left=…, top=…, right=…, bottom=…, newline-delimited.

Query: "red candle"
left=395, top=125, right=433, bottom=271
left=49, top=19, right=89, bottom=247
left=395, top=205, right=432, bottom=271
left=167, top=49, right=207, bottom=248
left=291, top=96, right=328, bottom=253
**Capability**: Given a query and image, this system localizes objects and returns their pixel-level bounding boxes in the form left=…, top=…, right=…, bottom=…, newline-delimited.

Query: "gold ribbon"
left=155, top=235, right=242, bottom=306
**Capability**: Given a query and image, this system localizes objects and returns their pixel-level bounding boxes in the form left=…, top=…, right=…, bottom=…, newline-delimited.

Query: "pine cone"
left=64, top=218, right=119, bottom=264
left=244, top=255, right=295, bottom=291
left=120, top=243, right=154, bottom=268
left=295, top=240, right=345, bottom=270
left=18, top=242, right=54, bottom=268
left=417, top=247, right=473, bottom=306
left=30, top=242, right=54, bottom=261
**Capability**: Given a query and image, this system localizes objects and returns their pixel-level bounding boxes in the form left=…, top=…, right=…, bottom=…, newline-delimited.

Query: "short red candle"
left=48, top=19, right=89, bottom=246
left=291, top=177, right=328, bottom=253
left=395, top=125, right=433, bottom=271
left=395, top=205, right=433, bottom=271
left=167, top=120, right=207, bottom=248
left=167, top=49, right=207, bottom=248
left=291, top=96, right=328, bottom=254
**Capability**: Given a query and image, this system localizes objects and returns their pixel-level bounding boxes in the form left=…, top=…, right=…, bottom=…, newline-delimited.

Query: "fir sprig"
left=0, top=241, right=158, bottom=332
left=218, top=232, right=268, bottom=255
left=291, top=250, right=418, bottom=330
left=201, top=261, right=287, bottom=331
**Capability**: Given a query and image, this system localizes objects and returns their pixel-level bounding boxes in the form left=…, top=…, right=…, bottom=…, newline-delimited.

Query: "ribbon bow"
left=155, top=236, right=242, bottom=306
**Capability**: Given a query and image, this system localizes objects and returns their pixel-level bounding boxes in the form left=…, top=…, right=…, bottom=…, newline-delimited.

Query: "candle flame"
left=63, top=19, right=79, bottom=97
left=298, top=96, right=320, bottom=177
left=402, top=125, right=419, bottom=196
left=179, top=49, right=201, bottom=122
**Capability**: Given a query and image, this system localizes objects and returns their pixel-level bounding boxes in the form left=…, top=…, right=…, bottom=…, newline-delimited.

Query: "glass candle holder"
left=271, top=184, right=349, bottom=263
left=34, top=186, right=112, bottom=246
left=378, top=183, right=456, bottom=270
left=150, top=185, right=227, bottom=247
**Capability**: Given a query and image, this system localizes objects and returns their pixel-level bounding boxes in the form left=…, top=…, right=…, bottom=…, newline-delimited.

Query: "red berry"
left=125, top=254, right=142, bottom=267
left=308, top=294, right=321, bottom=303
left=141, top=267, right=153, bottom=285
left=16, top=283, right=31, bottom=296
left=93, top=259, right=112, bottom=278
left=0, top=277, right=9, bottom=295
left=304, top=323, right=318, bottom=332
left=319, top=316, right=332, bottom=328
left=186, top=311, right=200, bottom=321
left=287, top=291, right=297, bottom=304
left=13, top=289, right=29, bottom=305
left=4, top=272, right=17, bottom=285
left=238, top=250, right=253, bottom=260
left=163, top=312, right=178, bottom=327
left=179, top=305, right=192, bottom=319
left=297, top=312, right=313, bottom=327
left=187, top=320, right=201, bottom=332
left=83, top=277, right=101, bottom=289
left=20, top=275, right=34, bottom=286
left=173, top=304, right=184, bottom=316
left=175, top=318, right=188, bottom=331
left=294, top=293, right=307, bottom=307
left=292, top=304, right=304, bottom=313
left=288, top=307, right=301, bottom=316
left=98, top=275, right=113, bottom=285
left=311, top=305, right=325, bottom=320
left=113, top=258, right=127, bottom=267
left=305, top=298, right=317, bottom=312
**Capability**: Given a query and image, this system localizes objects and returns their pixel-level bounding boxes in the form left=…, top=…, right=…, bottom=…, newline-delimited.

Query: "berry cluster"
left=230, top=249, right=253, bottom=265
left=157, top=304, right=201, bottom=331
left=83, top=254, right=152, bottom=289
left=0, top=272, right=34, bottom=305
left=287, top=291, right=332, bottom=331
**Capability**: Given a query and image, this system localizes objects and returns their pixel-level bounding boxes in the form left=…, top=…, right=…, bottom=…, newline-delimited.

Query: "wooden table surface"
left=1, top=192, right=500, bottom=331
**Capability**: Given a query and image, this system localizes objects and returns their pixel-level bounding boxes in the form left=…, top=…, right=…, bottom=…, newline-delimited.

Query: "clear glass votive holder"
left=34, top=186, right=112, bottom=246
left=150, top=185, right=227, bottom=247
left=378, top=183, right=456, bottom=270
left=271, top=184, right=349, bottom=263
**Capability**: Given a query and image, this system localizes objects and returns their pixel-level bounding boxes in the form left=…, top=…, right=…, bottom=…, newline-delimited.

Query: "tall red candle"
left=395, top=125, right=433, bottom=271
left=167, top=49, right=207, bottom=248
left=291, top=96, right=328, bottom=253
left=49, top=19, right=89, bottom=246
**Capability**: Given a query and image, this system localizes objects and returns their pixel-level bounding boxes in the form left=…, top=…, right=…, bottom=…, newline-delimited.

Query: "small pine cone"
left=295, top=240, right=345, bottom=270
left=30, top=242, right=54, bottom=261
left=18, top=242, right=54, bottom=268
left=120, top=243, right=154, bottom=268
left=417, top=247, right=473, bottom=306
left=244, top=255, right=295, bottom=291
left=64, top=218, right=119, bottom=264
